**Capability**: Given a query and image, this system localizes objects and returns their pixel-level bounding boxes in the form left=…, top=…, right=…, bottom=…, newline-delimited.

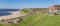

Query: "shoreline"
left=0, top=11, right=20, bottom=21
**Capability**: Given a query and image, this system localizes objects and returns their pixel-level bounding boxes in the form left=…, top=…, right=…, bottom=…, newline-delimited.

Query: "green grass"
left=21, top=9, right=31, bottom=14
left=0, top=13, right=60, bottom=26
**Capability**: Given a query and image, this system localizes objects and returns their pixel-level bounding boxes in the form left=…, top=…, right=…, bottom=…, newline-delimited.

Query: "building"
left=54, top=4, right=60, bottom=13
left=54, top=4, right=60, bottom=10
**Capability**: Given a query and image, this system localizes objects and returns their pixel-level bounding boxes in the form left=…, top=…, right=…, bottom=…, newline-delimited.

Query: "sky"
left=0, top=0, right=20, bottom=9
left=0, top=0, right=60, bottom=9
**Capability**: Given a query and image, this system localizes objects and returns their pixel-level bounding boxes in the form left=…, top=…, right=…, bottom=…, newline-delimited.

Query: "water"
left=0, top=9, right=19, bottom=16
left=0, top=13, right=12, bottom=16
left=0, top=9, right=19, bottom=13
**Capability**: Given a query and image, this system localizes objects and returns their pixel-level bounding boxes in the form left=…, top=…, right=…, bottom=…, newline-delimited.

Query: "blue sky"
left=0, top=0, right=60, bottom=9
left=0, top=0, right=20, bottom=9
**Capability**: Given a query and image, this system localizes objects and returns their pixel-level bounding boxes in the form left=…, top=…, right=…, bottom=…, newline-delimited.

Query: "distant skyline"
left=0, top=0, right=60, bottom=9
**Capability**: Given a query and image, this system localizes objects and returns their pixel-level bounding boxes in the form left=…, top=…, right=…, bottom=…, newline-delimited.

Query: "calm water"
left=0, top=9, right=19, bottom=16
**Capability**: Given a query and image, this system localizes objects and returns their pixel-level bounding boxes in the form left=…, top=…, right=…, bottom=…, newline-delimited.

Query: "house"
left=48, top=4, right=60, bottom=13
left=54, top=4, right=60, bottom=10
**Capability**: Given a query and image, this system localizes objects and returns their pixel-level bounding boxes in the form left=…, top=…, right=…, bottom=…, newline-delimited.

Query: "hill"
left=0, top=13, right=60, bottom=26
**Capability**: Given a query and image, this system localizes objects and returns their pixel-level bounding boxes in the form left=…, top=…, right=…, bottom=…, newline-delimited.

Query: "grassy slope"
left=21, top=9, right=31, bottom=14
left=0, top=13, right=60, bottom=26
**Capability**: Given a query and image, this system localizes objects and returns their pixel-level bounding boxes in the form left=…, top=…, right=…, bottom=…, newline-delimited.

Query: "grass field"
left=0, top=13, right=60, bottom=26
